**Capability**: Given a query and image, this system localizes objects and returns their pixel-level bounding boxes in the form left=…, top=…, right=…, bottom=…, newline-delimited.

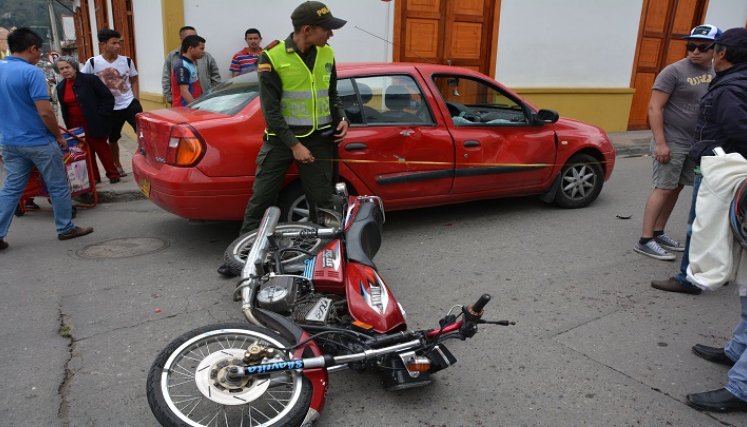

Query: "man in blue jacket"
left=0, top=28, right=93, bottom=250
left=680, top=27, right=747, bottom=413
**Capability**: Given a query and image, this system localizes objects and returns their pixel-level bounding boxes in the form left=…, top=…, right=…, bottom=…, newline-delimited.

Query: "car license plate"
left=139, top=178, right=151, bottom=198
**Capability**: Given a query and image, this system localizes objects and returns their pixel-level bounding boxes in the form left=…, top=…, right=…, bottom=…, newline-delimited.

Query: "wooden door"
left=112, top=0, right=137, bottom=63
left=94, top=0, right=109, bottom=31
left=74, top=0, right=93, bottom=62
left=627, top=0, right=708, bottom=130
left=394, top=0, right=498, bottom=77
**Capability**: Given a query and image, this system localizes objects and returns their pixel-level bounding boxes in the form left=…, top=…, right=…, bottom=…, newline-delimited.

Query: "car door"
left=429, top=74, right=557, bottom=195
left=338, top=75, right=454, bottom=201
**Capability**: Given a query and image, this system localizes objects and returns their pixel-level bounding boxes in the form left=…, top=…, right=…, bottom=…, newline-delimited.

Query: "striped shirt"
left=229, top=48, right=261, bottom=75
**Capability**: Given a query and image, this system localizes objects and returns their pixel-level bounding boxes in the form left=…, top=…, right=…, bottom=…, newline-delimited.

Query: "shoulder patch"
left=257, top=63, right=272, bottom=73
left=265, top=40, right=280, bottom=51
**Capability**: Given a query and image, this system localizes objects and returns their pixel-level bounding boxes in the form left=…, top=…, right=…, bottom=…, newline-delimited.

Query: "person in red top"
left=229, top=28, right=262, bottom=77
left=54, top=57, right=119, bottom=183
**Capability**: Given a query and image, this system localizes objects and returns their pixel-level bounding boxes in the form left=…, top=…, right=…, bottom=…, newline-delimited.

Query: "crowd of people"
left=632, top=23, right=747, bottom=413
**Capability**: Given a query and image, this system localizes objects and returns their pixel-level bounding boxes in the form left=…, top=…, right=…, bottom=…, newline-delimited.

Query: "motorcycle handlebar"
left=471, top=294, right=491, bottom=314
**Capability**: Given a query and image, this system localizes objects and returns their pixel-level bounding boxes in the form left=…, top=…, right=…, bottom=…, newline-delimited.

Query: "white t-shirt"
left=81, top=55, right=138, bottom=110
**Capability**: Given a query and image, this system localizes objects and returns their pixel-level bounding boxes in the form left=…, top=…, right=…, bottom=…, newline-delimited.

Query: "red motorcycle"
left=146, top=184, right=513, bottom=426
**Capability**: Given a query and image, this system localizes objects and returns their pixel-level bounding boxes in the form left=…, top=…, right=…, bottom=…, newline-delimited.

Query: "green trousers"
left=239, top=133, right=334, bottom=234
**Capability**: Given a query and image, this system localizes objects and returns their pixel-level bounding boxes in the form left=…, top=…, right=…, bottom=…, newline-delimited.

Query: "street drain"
left=77, top=237, right=169, bottom=259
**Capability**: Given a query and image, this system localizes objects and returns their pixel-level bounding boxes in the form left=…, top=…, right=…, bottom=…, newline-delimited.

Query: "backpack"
left=88, top=56, right=132, bottom=71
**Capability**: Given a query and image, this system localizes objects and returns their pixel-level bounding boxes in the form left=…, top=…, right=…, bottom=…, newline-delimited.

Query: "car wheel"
left=553, top=153, right=604, bottom=209
left=277, top=181, right=309, bottom=223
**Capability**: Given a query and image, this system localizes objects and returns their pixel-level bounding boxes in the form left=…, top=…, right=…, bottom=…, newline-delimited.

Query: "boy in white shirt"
left=81, top=28, right=141, bottom=176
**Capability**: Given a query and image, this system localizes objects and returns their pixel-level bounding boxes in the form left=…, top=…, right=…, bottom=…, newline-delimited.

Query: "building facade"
left=74, top=0, right=747, bottom=131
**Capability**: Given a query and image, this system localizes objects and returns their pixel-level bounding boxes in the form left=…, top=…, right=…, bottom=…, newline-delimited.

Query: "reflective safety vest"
left=265, top=41, right=334, bottom=137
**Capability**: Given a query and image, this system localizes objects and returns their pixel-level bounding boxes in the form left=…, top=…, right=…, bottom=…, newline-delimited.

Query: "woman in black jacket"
left=54, top=57, right=120, bottom=183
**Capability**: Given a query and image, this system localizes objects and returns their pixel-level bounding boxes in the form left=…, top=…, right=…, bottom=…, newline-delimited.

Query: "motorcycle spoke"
left=183, top=396, right=204, bottom=417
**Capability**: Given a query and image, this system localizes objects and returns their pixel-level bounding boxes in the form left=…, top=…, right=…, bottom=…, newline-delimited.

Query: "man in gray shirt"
left=161, top=26, right=221, bottom=105
left=634, top=24, right=719, bottom=266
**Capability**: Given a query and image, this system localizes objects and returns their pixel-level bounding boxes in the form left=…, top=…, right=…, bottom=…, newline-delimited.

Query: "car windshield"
left=189, top=72, right=260, bottom=115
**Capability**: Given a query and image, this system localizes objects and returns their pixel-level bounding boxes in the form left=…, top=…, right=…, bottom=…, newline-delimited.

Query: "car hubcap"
left=288, top=195, right=310, bottom=222
left=562, top=164, right=596, bottom=200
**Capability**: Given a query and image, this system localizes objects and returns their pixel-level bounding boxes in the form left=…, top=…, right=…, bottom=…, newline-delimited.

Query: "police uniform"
left=239, top=2, right=347, bottom=234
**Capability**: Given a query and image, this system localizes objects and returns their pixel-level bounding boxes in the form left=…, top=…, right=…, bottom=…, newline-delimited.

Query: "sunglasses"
left=687, top=42, right=714, bottom=52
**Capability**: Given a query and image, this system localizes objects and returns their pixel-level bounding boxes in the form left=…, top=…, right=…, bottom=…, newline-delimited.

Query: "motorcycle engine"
left=255, top=275, right=347, bottom=326
left=255, top=276, right=303, bottom=315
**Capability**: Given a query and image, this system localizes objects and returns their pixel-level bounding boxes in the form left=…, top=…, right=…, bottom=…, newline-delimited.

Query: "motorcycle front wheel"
left=146, top=323, right=313, bottom=427
left=223, top=223, right=328, bottom=276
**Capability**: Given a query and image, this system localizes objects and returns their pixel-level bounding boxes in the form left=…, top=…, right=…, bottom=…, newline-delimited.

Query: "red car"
left=133, top=63, right=615, bottom=221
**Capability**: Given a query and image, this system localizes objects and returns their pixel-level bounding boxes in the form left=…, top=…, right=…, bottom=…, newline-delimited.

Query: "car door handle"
left=464, top=140, right=480, bottom=148
left=344, top=143, right=368, bottom=152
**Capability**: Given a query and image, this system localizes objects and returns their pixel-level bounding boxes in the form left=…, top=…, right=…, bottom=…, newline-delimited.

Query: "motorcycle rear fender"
left=345, top=262, right=407, bottom=333
left=253, top=308, right=328, bottom=412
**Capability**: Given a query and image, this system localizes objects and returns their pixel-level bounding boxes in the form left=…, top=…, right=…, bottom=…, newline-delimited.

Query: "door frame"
left=627, top=0, right=709, bottom=129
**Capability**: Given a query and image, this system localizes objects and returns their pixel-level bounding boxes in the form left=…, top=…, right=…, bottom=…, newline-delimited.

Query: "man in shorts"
left=634, top=24, right=719, bottom=263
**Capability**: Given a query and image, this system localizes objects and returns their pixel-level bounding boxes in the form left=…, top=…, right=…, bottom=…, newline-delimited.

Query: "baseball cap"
left=684, top=24, right=722, bottom=41
left=715, top=27, right=747, bottom=48
left=291, top=1, right=347, bottom=30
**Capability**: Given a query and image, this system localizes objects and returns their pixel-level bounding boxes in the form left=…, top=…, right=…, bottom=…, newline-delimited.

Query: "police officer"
left=218, top=1, right=348, bottom=277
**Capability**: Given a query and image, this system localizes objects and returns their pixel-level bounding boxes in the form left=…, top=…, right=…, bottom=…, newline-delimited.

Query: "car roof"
left=337, top=62, right=485, bottom=79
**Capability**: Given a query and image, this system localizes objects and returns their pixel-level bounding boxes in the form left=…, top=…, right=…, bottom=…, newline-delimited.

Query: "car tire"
left=277, top=181, right=309, bottom=223
left=553, top=153, right=604, bottom=209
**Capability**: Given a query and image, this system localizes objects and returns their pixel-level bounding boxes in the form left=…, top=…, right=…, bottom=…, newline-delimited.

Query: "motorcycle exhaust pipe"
left=241, top=207, right=281, bottom=326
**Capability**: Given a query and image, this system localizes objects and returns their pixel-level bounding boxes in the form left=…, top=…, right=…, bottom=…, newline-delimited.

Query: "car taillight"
left=166, top=124, right=205, bottom=167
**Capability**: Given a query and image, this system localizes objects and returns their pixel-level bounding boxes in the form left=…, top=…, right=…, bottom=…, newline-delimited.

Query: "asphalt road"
left=0, top=155, right=743, bottom=427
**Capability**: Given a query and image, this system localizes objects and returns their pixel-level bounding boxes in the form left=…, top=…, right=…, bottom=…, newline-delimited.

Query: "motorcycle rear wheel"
left=223, top=223, right=328, bottom=276
left=146, top=323, right=313, bottom=427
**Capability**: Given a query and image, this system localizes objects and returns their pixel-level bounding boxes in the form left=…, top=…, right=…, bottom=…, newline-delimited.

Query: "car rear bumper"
left=132, top=153, right=251, bottom=220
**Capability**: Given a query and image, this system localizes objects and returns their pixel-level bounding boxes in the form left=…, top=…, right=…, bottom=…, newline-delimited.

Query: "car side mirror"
left=533, top=109, right=559, bottom=124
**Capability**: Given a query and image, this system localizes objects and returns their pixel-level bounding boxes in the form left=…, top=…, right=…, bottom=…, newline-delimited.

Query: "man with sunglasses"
left=636, top=25, right=719, bottom=268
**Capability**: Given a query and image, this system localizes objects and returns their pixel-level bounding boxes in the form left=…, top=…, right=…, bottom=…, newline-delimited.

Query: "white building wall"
left=132, top=0, right=165, bottom=95
left=495, top=0, right=643, bottom=88
left=705, top=0, right=747, bottom=30
left=183, top=0, right=393, bottom=82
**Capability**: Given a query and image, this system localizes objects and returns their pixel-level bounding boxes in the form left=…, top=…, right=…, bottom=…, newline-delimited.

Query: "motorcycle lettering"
left=359, top=269, right=389, bottom=314
left=246, top=360, right=304, bottom=374
left=322, top=249, right=336, bottom=268
left=305, top=297, right=333, bottom=323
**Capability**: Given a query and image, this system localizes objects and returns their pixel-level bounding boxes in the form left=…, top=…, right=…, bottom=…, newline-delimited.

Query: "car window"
left=432, top=75, right=529, bottom=126
left=338, top=75, right=433, bottom=125
left=189, top=72, right=260, bottom=115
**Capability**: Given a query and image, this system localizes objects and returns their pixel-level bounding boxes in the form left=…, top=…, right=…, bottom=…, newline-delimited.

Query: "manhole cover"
left=77, top=237, right=169, bottom=259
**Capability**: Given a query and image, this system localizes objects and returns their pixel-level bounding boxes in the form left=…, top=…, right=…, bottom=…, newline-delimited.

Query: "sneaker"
left=58, top=226, right=94, bottom=241
left=655, top=233, right=684, bottom=252
left=634, top=239, right=676, bottom=260
left=0, top=239, right=8, bottom=251
left=651, top=277, right=702, bottom=294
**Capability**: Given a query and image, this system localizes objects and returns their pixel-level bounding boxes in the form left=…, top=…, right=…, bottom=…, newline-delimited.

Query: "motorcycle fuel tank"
left=345, top=262, right=406, bottom=333
left=307, top=240, right=345, bottom=294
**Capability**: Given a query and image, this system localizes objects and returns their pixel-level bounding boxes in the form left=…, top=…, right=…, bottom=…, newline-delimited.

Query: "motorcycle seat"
left=345, top=201, right=384, bottom=269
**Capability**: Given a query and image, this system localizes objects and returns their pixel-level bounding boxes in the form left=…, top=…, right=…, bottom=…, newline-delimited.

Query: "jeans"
left=0, top=142, right=75, bottom=237
left=675, top=174, right=702, bottom=288
left=725, top=297, right=747, bottom=402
